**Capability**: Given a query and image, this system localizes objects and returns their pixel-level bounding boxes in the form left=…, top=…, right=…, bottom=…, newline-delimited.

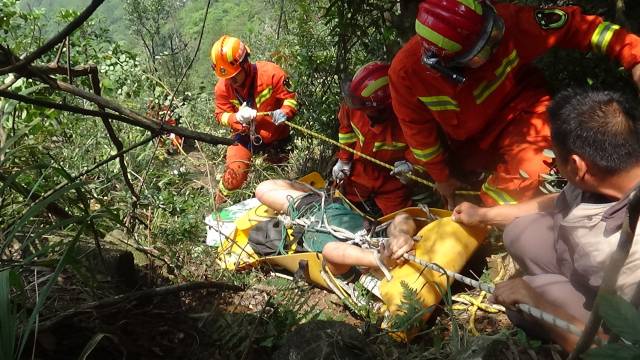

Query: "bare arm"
left=453, top=193, right=558, bottom=228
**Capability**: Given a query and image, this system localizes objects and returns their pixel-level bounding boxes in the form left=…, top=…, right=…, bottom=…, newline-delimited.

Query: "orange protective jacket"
left=389, top=4, right=640, bottom=182
left=337, top=103, right=412, bottom=178
left=214, top=61, right=298, bottom=144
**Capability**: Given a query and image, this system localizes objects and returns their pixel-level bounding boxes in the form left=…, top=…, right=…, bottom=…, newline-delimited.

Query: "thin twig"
left=0, top=0, right=105, bottom=75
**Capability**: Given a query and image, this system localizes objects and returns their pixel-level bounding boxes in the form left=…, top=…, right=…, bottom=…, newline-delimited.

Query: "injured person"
left=254, top=179, right=417, bottom=277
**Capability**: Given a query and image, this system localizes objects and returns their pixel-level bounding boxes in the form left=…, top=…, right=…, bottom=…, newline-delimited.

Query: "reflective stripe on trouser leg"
left=481, top=177, right=518, bottom=206
left=221, top=143, right=252, bottom=191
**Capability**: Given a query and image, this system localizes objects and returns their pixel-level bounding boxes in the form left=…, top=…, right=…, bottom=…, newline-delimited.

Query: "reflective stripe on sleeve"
left=410, top=143, right=442, bottom=162
left=339, top=132, right=357, bottom=144
left=220, top=112, right=232, bottom=126
left=591, top=22, right=621, bottom=54
left=351, top=123, right=365, bottom=144
left=283, top=98, right=298, bottom=109
left=373, top=141, right=407, bottom=152
left=255, top=87, right=273, bottom=108
left=418, top=95, right=460, bottom=111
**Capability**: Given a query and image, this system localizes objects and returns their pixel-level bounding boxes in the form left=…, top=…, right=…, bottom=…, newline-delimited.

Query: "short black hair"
left=548, top=88, right=640, bottom=174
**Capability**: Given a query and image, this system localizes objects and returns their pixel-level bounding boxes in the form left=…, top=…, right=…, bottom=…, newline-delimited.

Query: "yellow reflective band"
left=373, top=141, right=407, bottom=152
left=415, top=20, right=462, bottom=53
left=591, top=22, right=620, bottom=54
left=221, top=112, right=232, bottom=126
left=230, top=99, right=241, bottom=108
left=351, top=123, right=365, bottom=144
left=458, top=0, right=483, bottom=15
left=360, top=76, right=389, bottom=97
left=419, top=95, right=460, bottom=111
left=218, top=181, right=234, bottom=195
left=223, top=40, right=235, bottom=63
left=411, top=143, right=442, bottom=162
left=473, top=49, right=519, bottom=104
left=339, top=132, right=357, bottom=144
left=481, top=181, right=517, bottom=205
left=283, top=98, right=298, bottom=109
left=255, top=86, right=273, bottom=108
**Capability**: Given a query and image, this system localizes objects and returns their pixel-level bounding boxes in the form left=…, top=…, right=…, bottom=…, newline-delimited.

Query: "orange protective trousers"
left=452, top=98, right=552, bottom=206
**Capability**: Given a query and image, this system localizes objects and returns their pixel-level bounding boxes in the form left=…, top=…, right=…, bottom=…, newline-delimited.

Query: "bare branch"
left=87, top=65, right=140, bottom=201
left=0, top=0, right=105, bottom=75
left=0, top=88, right=232, bottom=146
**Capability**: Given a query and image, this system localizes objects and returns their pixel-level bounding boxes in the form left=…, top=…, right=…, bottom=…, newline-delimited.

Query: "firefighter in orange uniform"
left=333, top=62, right=414, bottom=216
left=389, top=0, right=640, bottom=207
left=212, top=35, right=298, bottom=205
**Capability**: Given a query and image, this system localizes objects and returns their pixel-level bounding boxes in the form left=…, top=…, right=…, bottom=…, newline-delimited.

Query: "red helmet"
left=416, top=0, right=504, bottom=68
left=342, top=61, right=391, bottom=110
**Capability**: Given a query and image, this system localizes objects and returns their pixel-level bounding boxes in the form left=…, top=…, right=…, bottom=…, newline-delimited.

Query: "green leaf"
left=598, top=293, right=640, bottom=343
left=583, top=343, right=640, bottom=360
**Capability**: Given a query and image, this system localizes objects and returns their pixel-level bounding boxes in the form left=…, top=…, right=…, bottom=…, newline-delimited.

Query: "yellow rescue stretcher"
left=214, top=172, right=488, bottom=339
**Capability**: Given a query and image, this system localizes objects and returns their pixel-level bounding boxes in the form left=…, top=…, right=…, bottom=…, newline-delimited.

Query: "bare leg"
left=255, top=179, right=311, bottom=212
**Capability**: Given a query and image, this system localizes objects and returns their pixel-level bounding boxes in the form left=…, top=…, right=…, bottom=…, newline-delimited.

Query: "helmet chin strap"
left=423, top=56, right=466, bottom=84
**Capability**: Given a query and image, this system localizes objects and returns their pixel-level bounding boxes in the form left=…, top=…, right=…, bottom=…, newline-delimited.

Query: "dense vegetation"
left=2, top=0, right=640, bottom=358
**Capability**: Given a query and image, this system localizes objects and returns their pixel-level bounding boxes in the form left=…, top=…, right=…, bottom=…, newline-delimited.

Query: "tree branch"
left=0, top=89, right=233, bottom=146
left=0, top=0, right=105, bottom=75
left=87, top=65, right=140, bottom=201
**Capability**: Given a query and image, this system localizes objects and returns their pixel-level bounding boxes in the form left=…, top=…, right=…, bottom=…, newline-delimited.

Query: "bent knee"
left=503, top=212, right=553, bottom=258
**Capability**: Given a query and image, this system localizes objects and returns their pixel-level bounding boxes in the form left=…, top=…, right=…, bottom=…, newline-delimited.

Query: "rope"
left=257, top=115, right=480, bottom=196
left=402, top=253, right=595, bottom=342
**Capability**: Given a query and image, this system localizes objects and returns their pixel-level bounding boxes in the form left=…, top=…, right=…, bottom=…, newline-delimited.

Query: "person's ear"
left=570, top=154, right=589, bottom=181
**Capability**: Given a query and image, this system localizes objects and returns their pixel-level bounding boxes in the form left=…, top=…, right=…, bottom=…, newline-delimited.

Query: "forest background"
left=2, top=0, right=640, bottom=358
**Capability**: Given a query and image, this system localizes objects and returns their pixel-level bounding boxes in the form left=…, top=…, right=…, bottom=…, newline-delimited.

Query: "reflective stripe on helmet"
left=591, top=22, right=620, bottom=54
left=360, top=76, right=389, bottom=97
left=411, top=143, right=442, bottom=162
left=473, top=49, right=519, bottom=104
left=339, top=132, right=357, bottom=144
left=482, top=180, right=517, bottom=205
left=220, top=112, right=232, bottom=126
left=419, top=96, right=460, bottom=111
left=373, top=141, right=407, bottom=152
left=283, top=99, right=298, bottom=109
left=255, top=87, right=273, bottom=108
left=458, top=0, right=483, bottom=15
left=415, top=20, right=462, bottom=53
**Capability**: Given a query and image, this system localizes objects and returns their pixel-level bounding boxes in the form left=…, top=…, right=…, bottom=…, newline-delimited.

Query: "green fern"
left=388, top=281, right=433, bottom=332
